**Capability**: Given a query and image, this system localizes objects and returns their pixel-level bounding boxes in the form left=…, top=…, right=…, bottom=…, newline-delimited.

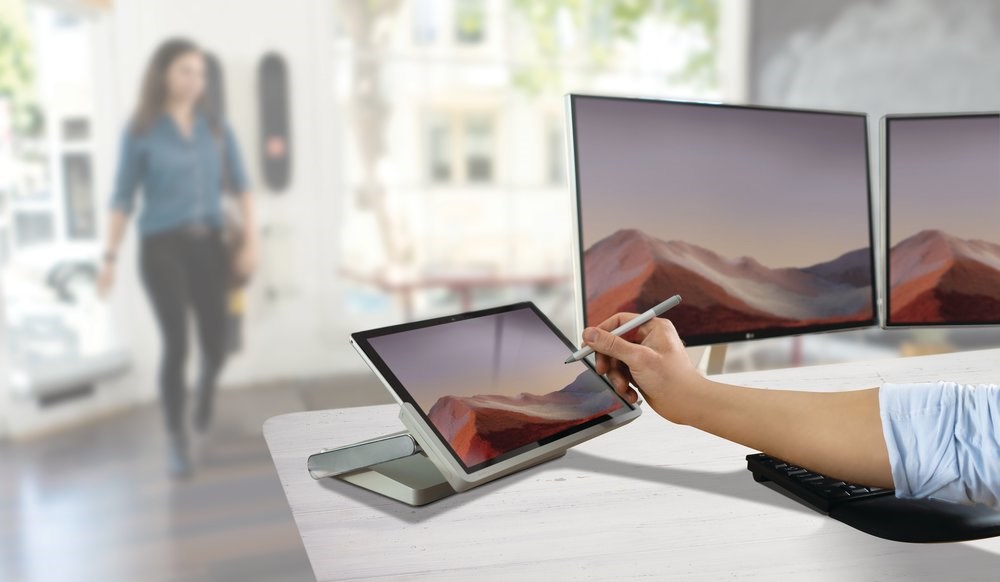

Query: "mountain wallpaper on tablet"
left=887, top=115, right=1000, bottom=324
left=427, top=371, right=621, bottom=466
left=367, top=308, right=625, bottom=468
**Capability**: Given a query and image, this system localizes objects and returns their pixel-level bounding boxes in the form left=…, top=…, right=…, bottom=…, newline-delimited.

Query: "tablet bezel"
left=350, top=302, right=638, bottom=475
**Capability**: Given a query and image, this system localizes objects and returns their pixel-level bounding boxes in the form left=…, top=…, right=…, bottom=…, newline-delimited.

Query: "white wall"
left=752, top=0, right=1000, bottom=114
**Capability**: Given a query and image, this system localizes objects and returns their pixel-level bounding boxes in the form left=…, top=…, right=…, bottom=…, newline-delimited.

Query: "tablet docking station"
left=307, top=419, right=570, bottom=506
left=320, top=302, right=641, bottom=506
left=308, top=430, right=458, bottom=506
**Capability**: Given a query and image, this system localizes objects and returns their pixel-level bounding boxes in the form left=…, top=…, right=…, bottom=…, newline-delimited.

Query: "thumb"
left=583, top=327, right=641, bottom=365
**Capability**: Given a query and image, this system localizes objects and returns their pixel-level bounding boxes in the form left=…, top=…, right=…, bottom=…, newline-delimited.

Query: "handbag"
left=217, top=131, right=251, bottom=288
left=216, top=128, right=250, bottom=355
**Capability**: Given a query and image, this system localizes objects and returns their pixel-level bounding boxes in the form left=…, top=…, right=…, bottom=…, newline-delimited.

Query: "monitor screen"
left=569, top=95, right=877, bottom=345
left=884, top=114, right=1000, bottom=326
left=358, top=305, right=632, bottom=472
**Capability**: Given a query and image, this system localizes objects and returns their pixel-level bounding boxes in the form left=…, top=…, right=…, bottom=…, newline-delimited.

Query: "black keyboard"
left=746, top=453, right=893, bottom=513
left=747, top=452, right=1000, bottom=542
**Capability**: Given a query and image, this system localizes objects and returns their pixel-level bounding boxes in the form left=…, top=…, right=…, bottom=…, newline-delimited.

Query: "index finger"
left=596, top=312, right=640, bottom=332
left=594, top=314, right=638, bottom=371
left=591, top=312, right=654, bottom=374
left=596, top=311, right=659, bottom=344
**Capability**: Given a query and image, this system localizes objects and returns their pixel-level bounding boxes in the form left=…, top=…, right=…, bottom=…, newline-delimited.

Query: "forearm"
left=237, top=192, right=257, bottom=250
left=683, top=378, right=893, bottom=488
left=104, top=210, right=130, bottom=256
left=582, top=319, right=894, bottom=489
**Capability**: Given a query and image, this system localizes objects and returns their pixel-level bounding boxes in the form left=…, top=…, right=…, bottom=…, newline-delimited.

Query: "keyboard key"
left=795, top=475, right=824, bottom=484
left=803, top=477, right=842, bottom=489
left=821, top=488, right=851, bottom=498
left=746, top=453, right=897, bottom=512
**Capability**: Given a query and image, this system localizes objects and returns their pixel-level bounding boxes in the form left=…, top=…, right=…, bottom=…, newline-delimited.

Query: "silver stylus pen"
left=564, top=294, right=682, bottom=363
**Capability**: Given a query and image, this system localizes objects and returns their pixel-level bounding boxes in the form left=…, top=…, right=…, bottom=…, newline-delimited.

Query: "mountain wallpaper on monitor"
left=427, top=371, right=622, bottom=467
left=889, top=229, right=1000, bottom=323
left=584, top=228, right=873, bottom=335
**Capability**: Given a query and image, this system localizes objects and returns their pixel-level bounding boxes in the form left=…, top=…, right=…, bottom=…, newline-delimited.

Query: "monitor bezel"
left=566, top=93, right=879, bottom=347
left=881, top=111, right=1000, bottom=328
left=350, top=301, right=637, bottom=474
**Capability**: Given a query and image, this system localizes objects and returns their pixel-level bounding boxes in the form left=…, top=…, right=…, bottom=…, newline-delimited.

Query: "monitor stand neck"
left=701, top=344, right=728, bottom=376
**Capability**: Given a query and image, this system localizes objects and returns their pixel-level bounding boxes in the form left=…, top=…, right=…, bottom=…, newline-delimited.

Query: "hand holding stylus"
left=565, top=295, right=681, bottom=363
left=580, top=308, right=697, bottom=416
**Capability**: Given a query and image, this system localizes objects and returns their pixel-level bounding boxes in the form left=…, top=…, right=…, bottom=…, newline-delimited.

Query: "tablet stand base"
left=308, top=431, right=456, bottom=506
left=334, top=451, right=456, bottom=506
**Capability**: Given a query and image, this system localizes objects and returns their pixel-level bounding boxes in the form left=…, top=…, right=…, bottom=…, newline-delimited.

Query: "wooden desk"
left=264, top=348, right=1000, bottom=581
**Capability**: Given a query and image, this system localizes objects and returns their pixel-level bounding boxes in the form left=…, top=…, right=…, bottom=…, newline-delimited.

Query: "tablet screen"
left=358, top=305, right=633, bottom=472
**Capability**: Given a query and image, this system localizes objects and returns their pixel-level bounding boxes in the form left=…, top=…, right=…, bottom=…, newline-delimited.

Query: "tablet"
left=350, top=302, right=641, bottom=491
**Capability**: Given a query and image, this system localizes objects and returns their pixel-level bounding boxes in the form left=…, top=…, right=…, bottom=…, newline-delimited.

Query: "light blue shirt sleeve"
left=223, top=122, right=250, bottom=193
left=109, top=128, right=142, bottom=214
left=879, top=381, right=1000, bottom=508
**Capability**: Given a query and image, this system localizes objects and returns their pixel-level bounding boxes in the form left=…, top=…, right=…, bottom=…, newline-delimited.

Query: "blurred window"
left=588, top=1, right=613, bottom=46
left=547, top=118, right=565, bottom=185
left=14, top=150, right=50, bottom=201
left=454, top=0, right=485, bottom=44
left=61, top=117, right=89, bottom=141
left=0, top=2, right=113, bottom=405
left=62, top=153, right=95, bottom=239
left=428, top=115, right=452, bottom=183
left=14, top=211, right=54, bottom=247
left=463, top=115, right=493, bottom=183
left=412, top=0, right=438, bottom=45
left=426, top=111, right=496, bottom=185
left=336, top=0, right=724, bottom=333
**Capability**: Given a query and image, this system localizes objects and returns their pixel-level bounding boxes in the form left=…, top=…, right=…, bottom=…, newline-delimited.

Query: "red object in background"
left=266, top=136, right=286, bottom=159
left=257, top=52, right=292, bottom=192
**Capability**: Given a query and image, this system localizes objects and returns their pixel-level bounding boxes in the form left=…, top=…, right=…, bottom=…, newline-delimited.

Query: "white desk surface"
left=263, top=348, right=1000, bottom=581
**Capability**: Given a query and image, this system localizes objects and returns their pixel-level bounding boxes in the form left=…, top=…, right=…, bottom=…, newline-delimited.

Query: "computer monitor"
left=882, top=113, right=1000, bottom=327
left=566, top=94, right=877, bottom=346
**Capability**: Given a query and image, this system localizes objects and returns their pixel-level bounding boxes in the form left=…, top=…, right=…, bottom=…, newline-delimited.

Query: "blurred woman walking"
left=99, top=38, right=257, bottom=478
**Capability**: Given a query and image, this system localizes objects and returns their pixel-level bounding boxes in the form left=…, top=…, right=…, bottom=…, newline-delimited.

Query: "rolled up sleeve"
left=109, top=128, right=142, bottom=214
left=224, top=123, right=250, bottom=193
left=879, top=381, right=1000, bottom=508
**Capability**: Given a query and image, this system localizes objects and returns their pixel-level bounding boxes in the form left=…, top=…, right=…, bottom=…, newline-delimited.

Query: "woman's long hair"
left=131, top=38, right=222, bottom=136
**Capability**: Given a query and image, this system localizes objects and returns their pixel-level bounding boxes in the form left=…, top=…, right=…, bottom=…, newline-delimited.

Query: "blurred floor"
left=0, top=375, right=394, bottom=582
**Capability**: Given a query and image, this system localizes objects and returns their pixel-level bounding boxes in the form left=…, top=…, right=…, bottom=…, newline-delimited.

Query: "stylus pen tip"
left=564, top=356, right=574, bottom=364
